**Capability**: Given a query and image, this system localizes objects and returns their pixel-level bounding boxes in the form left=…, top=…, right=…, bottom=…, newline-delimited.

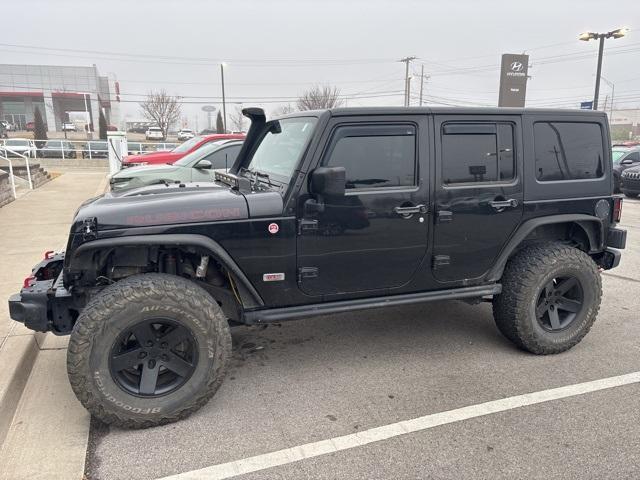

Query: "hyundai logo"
left=510, top=61, right=524, bottom=72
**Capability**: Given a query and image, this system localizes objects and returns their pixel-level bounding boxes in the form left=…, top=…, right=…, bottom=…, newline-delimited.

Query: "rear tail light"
left=23, top=275, right=36, bottom=288
left=613, top=197, right=623, bottom=222
left=44, top=250, right=54, bottom=259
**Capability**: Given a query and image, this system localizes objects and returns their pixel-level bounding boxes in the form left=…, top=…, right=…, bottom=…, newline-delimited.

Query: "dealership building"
left=0, top=63, right=120, bottom=132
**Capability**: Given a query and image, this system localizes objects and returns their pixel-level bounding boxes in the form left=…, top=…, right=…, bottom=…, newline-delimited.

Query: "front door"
left=432, top=115, right=523, bottom=282
left=297, top=118, right=430, bottom=297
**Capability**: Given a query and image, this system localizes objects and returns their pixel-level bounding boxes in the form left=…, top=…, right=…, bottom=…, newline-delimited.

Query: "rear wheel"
left=67, top=273, right=231, bottom=428
left=493, top=243, right=601, bottom=354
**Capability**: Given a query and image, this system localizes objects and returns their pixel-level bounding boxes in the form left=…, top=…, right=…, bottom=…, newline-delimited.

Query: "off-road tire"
left=493, top=243, right=601, bottom=354
left=67, top=273, right=231, bottom=428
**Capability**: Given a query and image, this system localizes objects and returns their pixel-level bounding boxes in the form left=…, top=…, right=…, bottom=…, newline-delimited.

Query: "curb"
left=0, top=335, right=39, bottom=447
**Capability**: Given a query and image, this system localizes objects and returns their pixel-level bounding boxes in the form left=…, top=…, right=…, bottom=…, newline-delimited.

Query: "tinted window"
left=324, top=124, right=416, bottom=189
left=204, top=144, right=242, bottom=169
left=626, top=152, right=640, bottom=161
left=534, top=122, right=604, bottom=181
left=441, top=123, right=515, bottom=184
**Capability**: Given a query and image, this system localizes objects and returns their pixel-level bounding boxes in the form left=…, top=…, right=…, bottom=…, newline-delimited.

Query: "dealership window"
left=324, top=124, right=416, bottom=189
left=441, top=123, right=515, bottom=184
left=534, top=122, right=604, bottom=181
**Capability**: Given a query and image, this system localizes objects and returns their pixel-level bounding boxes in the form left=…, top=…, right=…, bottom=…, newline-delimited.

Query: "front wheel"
left=67, top=273, right=231, bottom=428
left=493, top=243, right=601, bottom=354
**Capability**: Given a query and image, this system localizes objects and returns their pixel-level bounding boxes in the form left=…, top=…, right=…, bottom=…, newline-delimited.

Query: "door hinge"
left=82, top=217, right=98, bottom=240
left=298, top=267, right=319, bottom=283
left=298, top=218, right=319, bottom=235
left=433, top=255, right=450, bottom=268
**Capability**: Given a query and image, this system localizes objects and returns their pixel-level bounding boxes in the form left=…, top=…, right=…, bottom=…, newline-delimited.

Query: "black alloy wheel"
left=535, top=276, right=584, bottom=332
left=109, top=318, right=198, bottom=397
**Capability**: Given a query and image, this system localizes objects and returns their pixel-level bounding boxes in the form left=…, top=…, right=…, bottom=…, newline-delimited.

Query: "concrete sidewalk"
left=0, top=171, right=107, bottom=479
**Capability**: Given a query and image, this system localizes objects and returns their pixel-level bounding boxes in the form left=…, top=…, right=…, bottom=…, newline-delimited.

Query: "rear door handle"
left=489, top=198, right=519, bottom=210
left=394, top=204, right=428, bottom=216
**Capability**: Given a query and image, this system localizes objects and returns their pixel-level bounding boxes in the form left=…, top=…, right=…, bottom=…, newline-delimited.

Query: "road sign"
left=580, top=101, right=594, bottom=110
left=201, top=105, right=216, bottom=112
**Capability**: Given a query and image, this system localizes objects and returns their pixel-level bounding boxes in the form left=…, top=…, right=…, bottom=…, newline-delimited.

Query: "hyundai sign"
left=498, top=54, right=529, bottom=108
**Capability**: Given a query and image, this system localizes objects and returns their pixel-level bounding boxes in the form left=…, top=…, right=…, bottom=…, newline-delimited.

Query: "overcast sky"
left=1, top=0, right=638, bottom=129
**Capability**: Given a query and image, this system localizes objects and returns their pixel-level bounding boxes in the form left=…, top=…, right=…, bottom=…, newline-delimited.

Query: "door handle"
left=394, top=204, right=428, bottom=216
left=489, top=198, right=519, bottom=210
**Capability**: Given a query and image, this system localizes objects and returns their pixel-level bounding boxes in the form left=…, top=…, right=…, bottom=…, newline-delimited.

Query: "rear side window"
left=441, top=123, right=515, bottom=184
left=324, top=124, right=416, bottom=189
left=533, top=122, right=604, bottom=181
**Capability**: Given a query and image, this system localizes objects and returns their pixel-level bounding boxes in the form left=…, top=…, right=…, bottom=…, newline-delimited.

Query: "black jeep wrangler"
left=9, top=107, right=627, bottom=428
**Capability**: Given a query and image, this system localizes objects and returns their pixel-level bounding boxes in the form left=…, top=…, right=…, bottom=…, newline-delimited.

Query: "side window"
left=204, top=145, right=241, bottom=169
left=441, top=123, right=515, bottom=184
left=533, top=122, right=604, bottom=181
left=627, top=152, right=640, bottom=162
left=324, top=124, right=416, bottom=190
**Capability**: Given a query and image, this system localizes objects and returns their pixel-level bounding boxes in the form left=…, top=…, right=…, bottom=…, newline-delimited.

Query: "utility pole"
left=399, top=56, right=417, bottom=107
left=220, top=63, right=227, bottom=133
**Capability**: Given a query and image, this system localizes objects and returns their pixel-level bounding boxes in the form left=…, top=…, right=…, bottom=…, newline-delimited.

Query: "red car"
left=121, top=133, right=245, bottom=167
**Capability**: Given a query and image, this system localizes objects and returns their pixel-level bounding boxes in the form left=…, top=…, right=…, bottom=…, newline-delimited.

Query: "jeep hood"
left=71, top=182, right=248, bottom=232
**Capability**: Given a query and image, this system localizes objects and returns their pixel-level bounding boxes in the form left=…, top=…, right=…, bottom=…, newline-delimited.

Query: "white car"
left=145, top=127, right=165, bottom=141
left=177, top=129, right=195, bottom=141
left=62, top=122, right=77, bottom=132
left=1, top=138, right=36, bottom=158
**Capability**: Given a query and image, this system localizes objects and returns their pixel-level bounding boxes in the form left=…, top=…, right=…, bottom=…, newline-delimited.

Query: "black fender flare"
left=69, top=234, right=264, bottom=307
left=486, top=214, right=604, bottom=282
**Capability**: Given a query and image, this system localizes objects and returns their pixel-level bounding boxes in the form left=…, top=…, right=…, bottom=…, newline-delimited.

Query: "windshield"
left=173, top=136, right=203, bottom=153
left=245, top=117, right=318, bottom=183
left=612, top=149, right=628, bottom=163
left=174, top=141, right=226, bottom=166
left=6, top=139, right=29, bottom=146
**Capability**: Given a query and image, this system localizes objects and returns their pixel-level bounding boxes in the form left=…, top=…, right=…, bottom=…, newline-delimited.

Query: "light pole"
left=579, top=28, right=628, bottom=110
left=220, top=63, right=227, bottom=133
left=600, top=75, right=615, bottom=120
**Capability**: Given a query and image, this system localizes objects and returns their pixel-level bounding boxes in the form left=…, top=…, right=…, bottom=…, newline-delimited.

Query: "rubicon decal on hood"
left=126, top=207, right=243, bottom=226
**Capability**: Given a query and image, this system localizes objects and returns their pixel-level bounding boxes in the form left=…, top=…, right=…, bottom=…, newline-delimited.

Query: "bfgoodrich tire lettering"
left=67, top=273, right=231, bottom=428
left=493, top=243, right=602, bottom=355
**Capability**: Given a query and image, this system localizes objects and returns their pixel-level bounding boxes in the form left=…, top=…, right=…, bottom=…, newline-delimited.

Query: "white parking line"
left=160, top=371, right=640, bottom=480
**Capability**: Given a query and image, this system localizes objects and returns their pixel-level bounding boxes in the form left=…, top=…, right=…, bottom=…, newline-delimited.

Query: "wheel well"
left=518, top=221, right=595, bottom=253
left=69, top=245, right=246, bottom=322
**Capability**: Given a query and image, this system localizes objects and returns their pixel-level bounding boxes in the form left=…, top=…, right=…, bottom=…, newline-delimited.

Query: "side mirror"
left=621, top=159, right=634, bottom=165
left=196, top=159, right=212, bottom=170
left=310, top=167, right=346, bottom=196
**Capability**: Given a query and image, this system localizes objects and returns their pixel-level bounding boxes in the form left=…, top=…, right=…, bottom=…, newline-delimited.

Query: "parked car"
left=177, top=129, right=195, bottom=141
left=38, top=140, right=78, bottom=158
left=25, top=122, right=35, bottom=132
left=620, top=164, right=640, bottom=198
left=145, top=127, right=165, bottom=141
left=107, top=125, right=118, bottom=132
left=62, top=122, right=77, bottom=132
left=1, top=138, right=36, bottom=157
left=81, top=141, right=109, bottom=158
left=8, top=107, right=627, bottom=428
left=111, top=139, right=242, bottom=191
left=121, top=133, right=245, bottom=167
left=612, top=147, right=640, bottom=192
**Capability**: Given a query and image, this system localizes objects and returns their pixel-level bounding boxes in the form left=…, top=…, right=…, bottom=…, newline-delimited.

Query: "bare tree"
left=229, top=107, right=246, bottom=132
left=271, top=103, right=295, bottom=117
left=139, top=90, right=182, bottom=138
left=297, top=85, right=343, bottom=111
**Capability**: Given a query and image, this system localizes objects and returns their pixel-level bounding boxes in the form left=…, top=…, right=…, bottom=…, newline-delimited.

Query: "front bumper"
left=8, top=253, right=76, bottom=334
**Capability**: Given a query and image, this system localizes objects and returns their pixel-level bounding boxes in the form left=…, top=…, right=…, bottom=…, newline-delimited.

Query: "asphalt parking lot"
left=85, top=198, right=640, bottom=480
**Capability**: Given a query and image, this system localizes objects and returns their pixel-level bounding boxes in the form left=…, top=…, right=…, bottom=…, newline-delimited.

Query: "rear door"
left=432, top=115, right=523, bottom=282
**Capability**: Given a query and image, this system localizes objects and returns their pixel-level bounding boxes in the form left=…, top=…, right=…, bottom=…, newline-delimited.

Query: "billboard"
left=498, top=54, right=529, bottom=108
